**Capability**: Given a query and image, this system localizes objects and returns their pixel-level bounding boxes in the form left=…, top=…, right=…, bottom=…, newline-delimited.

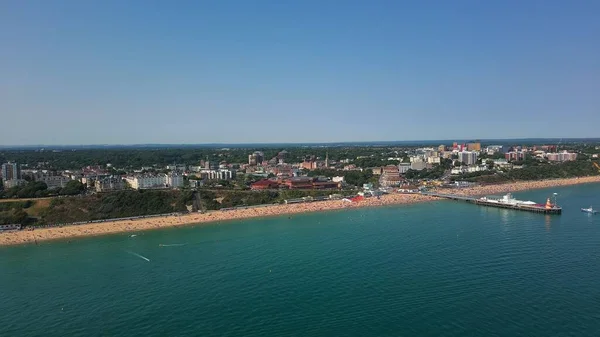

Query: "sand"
left=2, top=176, right=599, bottom=246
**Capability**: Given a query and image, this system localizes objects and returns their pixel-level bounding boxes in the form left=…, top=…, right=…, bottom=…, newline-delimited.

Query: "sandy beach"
left=2, top=176, right=599, bottom=246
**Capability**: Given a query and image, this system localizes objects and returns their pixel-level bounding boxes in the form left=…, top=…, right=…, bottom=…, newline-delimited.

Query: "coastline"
left=1, top=176, right=599, bottom=246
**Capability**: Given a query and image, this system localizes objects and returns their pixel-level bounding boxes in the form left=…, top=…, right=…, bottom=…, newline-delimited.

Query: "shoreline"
left=2, top=176, right=600, bottom=246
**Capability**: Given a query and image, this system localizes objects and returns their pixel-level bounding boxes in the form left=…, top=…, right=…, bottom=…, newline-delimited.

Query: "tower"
left=325, top=152, right=329, bottom=168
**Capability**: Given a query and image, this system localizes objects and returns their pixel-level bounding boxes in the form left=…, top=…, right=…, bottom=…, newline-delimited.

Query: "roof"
left=251, top=179, right=278, bottom=186
left=289, top=177, right=313, bottom=182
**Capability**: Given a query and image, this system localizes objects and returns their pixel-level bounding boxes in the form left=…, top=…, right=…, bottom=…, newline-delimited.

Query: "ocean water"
left=1, top=184, right=600, bottom=337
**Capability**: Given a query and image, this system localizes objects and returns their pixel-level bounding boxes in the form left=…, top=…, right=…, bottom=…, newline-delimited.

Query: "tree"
left=59, top=180, right=86, bottom=195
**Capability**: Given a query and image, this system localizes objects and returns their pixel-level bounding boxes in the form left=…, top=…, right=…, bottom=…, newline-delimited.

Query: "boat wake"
left=125, top=250, right=150, bottom=262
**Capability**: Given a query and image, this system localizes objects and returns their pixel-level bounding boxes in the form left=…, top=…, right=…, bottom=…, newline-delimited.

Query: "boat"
left=581, top=206, right=598, bottom=214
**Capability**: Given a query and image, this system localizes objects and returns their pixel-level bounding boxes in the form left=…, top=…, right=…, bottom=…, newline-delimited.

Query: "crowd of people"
left=1, top=176, right=599, bottom=246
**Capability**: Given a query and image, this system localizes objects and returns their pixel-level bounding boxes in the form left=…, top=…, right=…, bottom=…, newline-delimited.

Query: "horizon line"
left=1, top=137, right=599, bottom=148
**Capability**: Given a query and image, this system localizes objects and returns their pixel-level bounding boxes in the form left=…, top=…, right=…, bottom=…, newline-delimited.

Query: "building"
left=410, top=160, right=427, bottom=171
left=451, top=165, right=488, bottom=175
left=311, top=178, right=340, bottom=189
left=458, top=151, right=478, bottom=165
left=125, top=175, right=165, bottom=189
left=3, top=179, right=26, bottom=188
left=277, top=150, right=288, bottom=164
left=427, top=156, right=441, bottom=164
left=283, top=176, right=314, bottom=189
left=438, top=145, right=446, bottom=152
left=33, top=172, right=72, bottom=189
left=95, top=176, right=126, bottom=192
left=440, top=151, right=453, bottom=159
left=204, top=161, right=219, bottom=170
left=197, top=169, right=235, bottom=180
left=546, top=152, right=577, bottom=162
left=505, top=151, right=525, bottom=162
left=166, top=164, right=187, bottom=171
left=248, top=151, right=264, bottom=165
left=398, top=163, right=411, bottom=174
left=1, top=162, right=21, bottom=181
left=369, top=167, right=383, bottom=175
left=124, top=173, right=183, bottom=190
left=380, top=165, right=401, bottom=187
left=271, top=165, right=293, bottom=177
left=300, top=160, right=318, bottom=170
left=467, top=142, right=481, bottom=151
left=165, top=174, right=184, bottom=188
left=250, top=179, right=279, bottom=190
left=280, top=177, right=340, bottom=189
left=492, top=159, right=512, bottom=168
left=189, top=179, right=204, bottom=188
left=80, top=174, right=111, bottom=188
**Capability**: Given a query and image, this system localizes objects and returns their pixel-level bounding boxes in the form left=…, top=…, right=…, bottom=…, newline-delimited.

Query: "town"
left=1, top=140, right=599, bottom=229
left=1, top=141, right=595, bottom=195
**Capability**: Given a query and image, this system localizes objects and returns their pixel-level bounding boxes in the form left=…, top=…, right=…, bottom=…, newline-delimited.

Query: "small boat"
left=581, top=206, right=598, bottom=214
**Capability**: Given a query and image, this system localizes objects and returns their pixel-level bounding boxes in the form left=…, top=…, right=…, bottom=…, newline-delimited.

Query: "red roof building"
left=250, top=179, right=280, bottom=190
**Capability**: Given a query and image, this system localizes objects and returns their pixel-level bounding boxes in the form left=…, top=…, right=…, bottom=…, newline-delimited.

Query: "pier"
left=421, top=192, right=562, bottom=214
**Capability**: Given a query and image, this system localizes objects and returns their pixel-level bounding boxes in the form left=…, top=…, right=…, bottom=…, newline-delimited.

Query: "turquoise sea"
left=2, top=184, right=600, bottom=336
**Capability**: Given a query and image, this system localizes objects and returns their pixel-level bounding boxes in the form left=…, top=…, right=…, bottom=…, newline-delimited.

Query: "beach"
left=1, top=176, right=599, bottom=246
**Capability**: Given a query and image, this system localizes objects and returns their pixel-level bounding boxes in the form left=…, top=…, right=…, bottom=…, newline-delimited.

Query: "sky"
left=1, top=0, right=599, bottom=145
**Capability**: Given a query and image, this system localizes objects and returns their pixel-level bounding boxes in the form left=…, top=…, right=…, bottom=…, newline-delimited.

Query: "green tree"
left=59, top=180, right=86, bottom=195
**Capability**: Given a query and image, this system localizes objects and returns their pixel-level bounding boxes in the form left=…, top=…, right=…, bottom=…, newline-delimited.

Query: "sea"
left=1, top=183, right=600, bottom=337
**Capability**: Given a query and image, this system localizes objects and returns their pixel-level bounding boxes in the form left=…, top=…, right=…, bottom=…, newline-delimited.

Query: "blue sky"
left=1, top=0, right=599, bottom=145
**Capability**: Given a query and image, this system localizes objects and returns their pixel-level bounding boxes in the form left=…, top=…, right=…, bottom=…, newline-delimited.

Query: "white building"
left=35, top=174, right=72, bottom=189
left=124, top=174, right=177, bottom=189
left=165, top=174, right=184, bottom=188
left=458, top=151, right=478, bottom=166
left=398, top=163, right=411, bottom=174
left=95, top=176, right=126, bottom=192
left=166, top=164, right=187, bottom=171
left=3, top=179, right=26, bottom=188
left=125, top=175, right=165, bottom=189
left=199, top=169, right=235, bottom=180
left=427, top=156, right=441, bottom=164
left=546, top=152, right=577, bottom=162
left=451, top=165, right=488, bottom=175
left=410, top=155, right=426, bottom=163
left=332, top=176, right=345, bottom=183
left=410, top=160, right=427, bottom=171
left=492, top=159, right=511, bottom=168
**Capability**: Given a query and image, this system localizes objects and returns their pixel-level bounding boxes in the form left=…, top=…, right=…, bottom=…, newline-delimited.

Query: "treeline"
left=0, top=180, right=86, bottom=199
left=35, top=188, right=348, bottom=225
left=0, top=201, right=34, bottom=225
left=0, top=146, right=411, bottom=171
left=215, top=189, right=336, bottom=209
left=39, top=190, right=188, bottom=224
